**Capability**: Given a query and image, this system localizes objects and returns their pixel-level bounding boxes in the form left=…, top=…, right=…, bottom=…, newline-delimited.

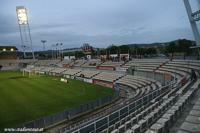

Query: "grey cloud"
left=0, top=0, right=198, bottom=50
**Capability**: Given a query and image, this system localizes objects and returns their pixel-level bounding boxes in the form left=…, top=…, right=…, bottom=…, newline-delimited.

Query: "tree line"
left=32, top=39, right=196, bottom=59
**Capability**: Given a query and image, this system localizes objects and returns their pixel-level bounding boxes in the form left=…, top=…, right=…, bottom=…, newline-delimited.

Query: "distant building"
left=0, top=46, right=18, bottom=52
left=82, top=43, right=93, bottom=55
left=0, top=46, right=18, bottom=59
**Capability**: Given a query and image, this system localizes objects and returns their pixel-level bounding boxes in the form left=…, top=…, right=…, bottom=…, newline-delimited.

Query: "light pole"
left=56, top=43, right=59, bottom=59
left=60, top=43, right=63, bottom=59
left=41, top=40, right=47, bottom=51
left=21, top=45, right=26, bottom=58
left=51, top=44, right=55, bottom=60
left=59, top=43, right=61, bottom=58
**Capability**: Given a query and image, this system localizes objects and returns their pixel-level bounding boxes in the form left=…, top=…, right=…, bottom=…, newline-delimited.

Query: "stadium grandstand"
left=0, top=46, right=18, bottom=59
left=1, top=57, right=200, bottom=133
left=1, top=0, right=200, bottom=133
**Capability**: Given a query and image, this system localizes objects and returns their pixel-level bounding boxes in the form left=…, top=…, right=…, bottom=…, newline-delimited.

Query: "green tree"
left=146, top=47, right=157, bottom=56
left=166, top=42, right=177, bottom=57
left=107, top=45, right=119, bottom=54
left=118, top=45, right=130, bottom=54
left=178, top=39, right=193, bottom=55
left=100, top=49, right=107, bottom=55
left=75, top=51, right=84, bottom=58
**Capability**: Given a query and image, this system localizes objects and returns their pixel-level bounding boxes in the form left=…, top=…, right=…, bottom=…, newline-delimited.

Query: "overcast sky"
left=0, top=0, right=199, bottom=51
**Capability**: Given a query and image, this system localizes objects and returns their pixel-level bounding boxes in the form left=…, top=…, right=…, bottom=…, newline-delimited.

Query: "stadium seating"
left=50, top=67, right=67, bottom=75
left=6, top=59, right=200, bottom=133
left=177, top=79, right=200, bottom=133
left=62, top=69, right=82, bottom=76
left=40, top=67, right=55, bottom=73
left=166, top=60, right=200, bottom=76
left=56, top=60, right=72, bottom=67
left=123, top=59, right=169, bottom=71
left=34, top=60, right=60, bottom=66
left=100, top=61, right=124, bottom=67
left=60, top=58, right=200, bottom=133
left=116, top=75, right=161, bottom=98
left=81, top=59, right=102, bottom=68
left=0, top=60, right=20, bottom=70
left=70, top=59, right=86, bottom=67
left=75, top=70, right=100, bottom=78
left=93, top=72, right=124, bottom=82
left=146, top=79, right=200, bottom=133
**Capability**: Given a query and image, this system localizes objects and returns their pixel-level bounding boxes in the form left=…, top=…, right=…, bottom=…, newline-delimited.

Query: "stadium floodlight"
left=16, top=6, right=35, bottom=60
left=16, top=7, right=28, bottom=25
left=41, top=40, right=47, bottom=51
left=10, top=48, right=14, bottom=51
left=183, top=0, right=200, bottom=58
left=183, top=0, right=200, bottom=44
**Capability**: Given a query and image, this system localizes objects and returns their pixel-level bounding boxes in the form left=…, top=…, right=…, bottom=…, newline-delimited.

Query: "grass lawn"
left=0, top=71, right=114, bottom=129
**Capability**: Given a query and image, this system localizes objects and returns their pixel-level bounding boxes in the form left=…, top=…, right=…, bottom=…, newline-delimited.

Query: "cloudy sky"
left=0, top=0, right=199, bottom=51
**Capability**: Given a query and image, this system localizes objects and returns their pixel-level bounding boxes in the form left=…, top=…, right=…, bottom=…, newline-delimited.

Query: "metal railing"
left=17, top=93, right=119, bottom=130
left=63, top=81, right=175, bottom=133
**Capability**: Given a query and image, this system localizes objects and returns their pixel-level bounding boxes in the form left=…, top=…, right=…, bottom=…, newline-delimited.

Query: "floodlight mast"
left=16, top=6, right=35, bottom=60
left=21, top=45, right=26, bottom=58
left=41, top=40, right=47, bottom=51
left=183, top=0, right=200, bottom=45
left=183, top=0, right=200, bottom=58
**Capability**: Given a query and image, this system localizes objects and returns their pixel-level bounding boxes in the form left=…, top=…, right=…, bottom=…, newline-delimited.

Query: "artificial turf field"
left=0, top=71, right=114, bottom=129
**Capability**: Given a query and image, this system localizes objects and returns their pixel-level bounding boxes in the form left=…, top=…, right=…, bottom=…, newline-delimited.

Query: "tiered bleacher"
left=81, top=59, right=102, bottom=68
left=123, top=59, right=169, bottom=71
left=116, top=75, right=161, bottom=98
left=145, top=79, right=200, bottom=133
left=159, top=65, right=188, bottom=77
left=177, top=79, right=200, bottom=133
left=56, top=60, right=72, bottom=67
left=50, top=67, right=67, bottom=75
left=34, top=60, right=60, bottom=66
left=93, top=72, right=123, bottom=82
left=107, top=80, right=200, bottom=133
left=70, top=59, right=86, bottom=67
left=63, top=69, right=82, bottom=77
left=0, top=60, right=19, bottom=70
left=98, top=80, right=199, bottom=133
left=76, top=70, right=100, bottom=78
left=61, top=59, right=200, bottom=133
left=4, top=58, right=200, bottom=133
left=165, top=60, right=200, bottom=76
left=100, top=61, right=124, bottom=67
left=156, top=60, right=200, bottom=84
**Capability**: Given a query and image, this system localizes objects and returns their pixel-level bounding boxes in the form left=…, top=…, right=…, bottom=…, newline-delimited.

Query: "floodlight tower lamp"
left=41, top=40, right=47, bottom=51
left=16, top=6, right=35, bottom=60
left=183, top=0, right=200, bottom=45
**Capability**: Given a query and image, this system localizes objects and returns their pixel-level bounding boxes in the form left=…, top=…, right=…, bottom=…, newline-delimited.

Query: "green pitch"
left=0, top=71, right=114, bottom=129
